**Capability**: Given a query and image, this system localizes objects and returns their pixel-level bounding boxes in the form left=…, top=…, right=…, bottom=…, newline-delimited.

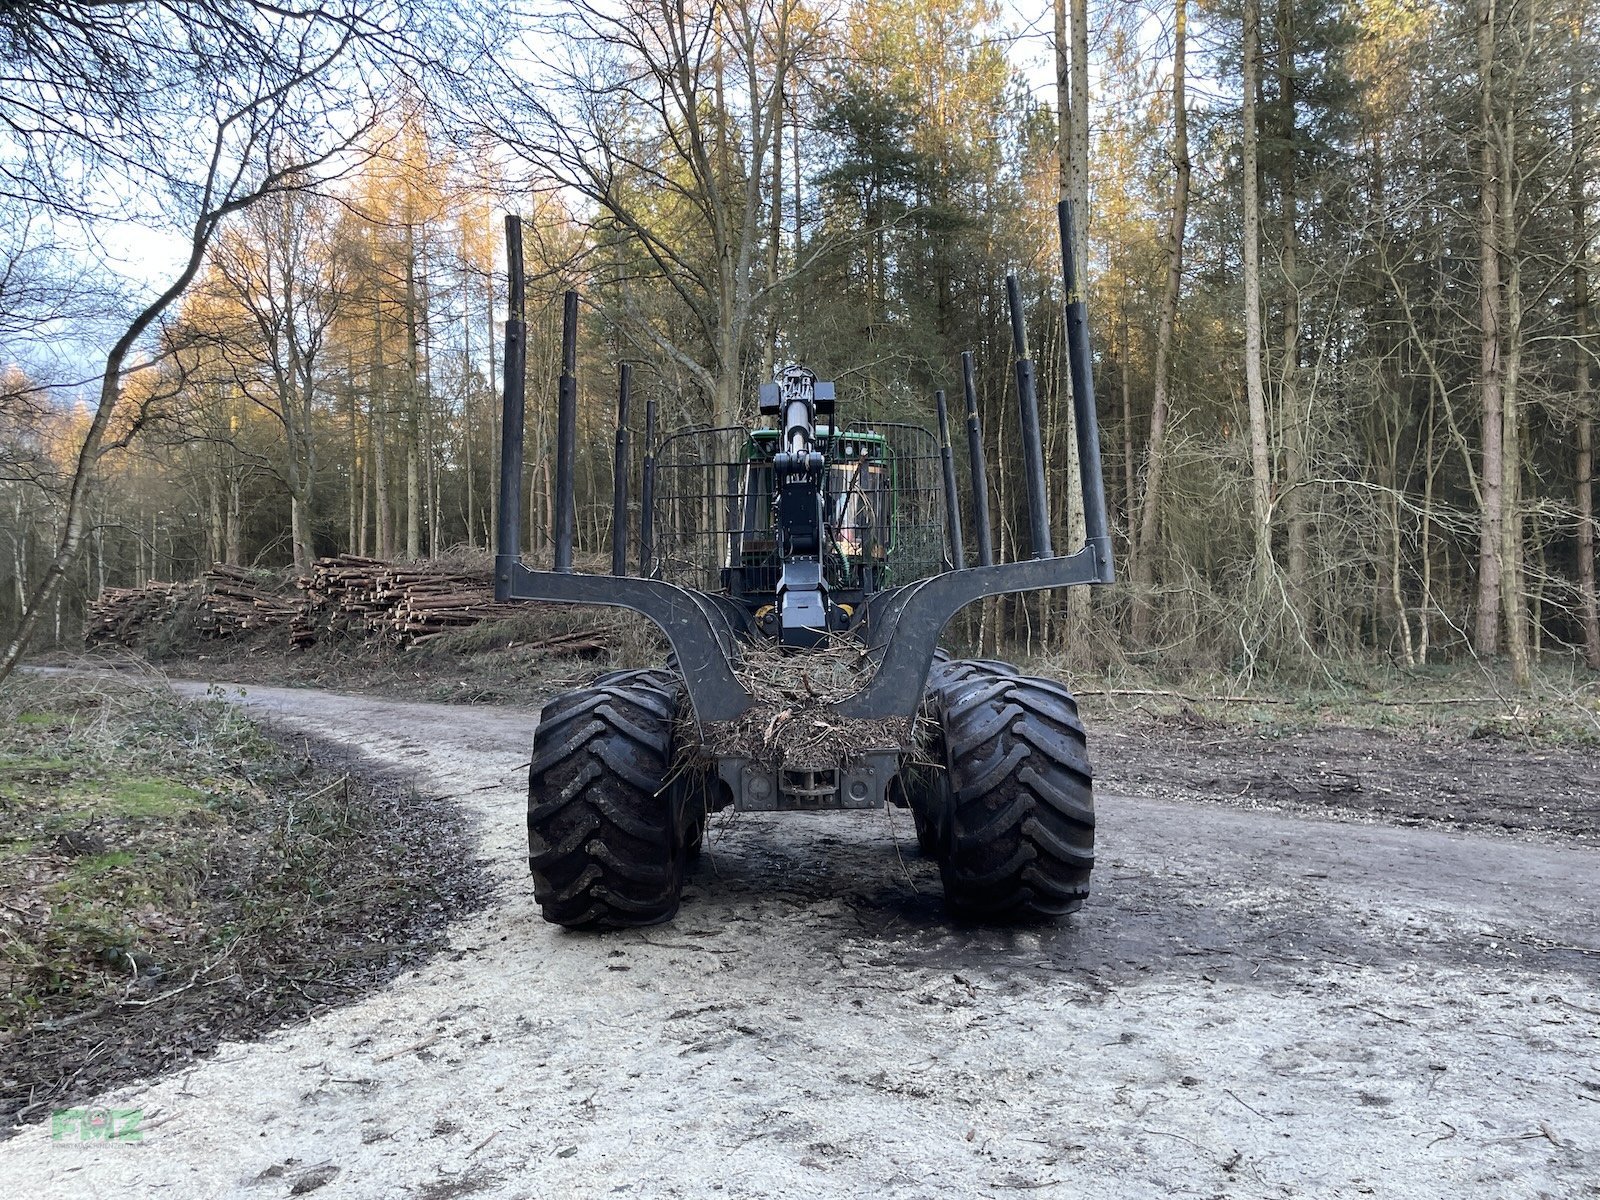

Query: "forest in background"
left=2, top=0, right=1598, bottom=686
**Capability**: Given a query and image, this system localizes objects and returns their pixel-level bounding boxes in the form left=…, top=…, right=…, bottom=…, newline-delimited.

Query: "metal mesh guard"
left=648, top=422, right=948, bottom=596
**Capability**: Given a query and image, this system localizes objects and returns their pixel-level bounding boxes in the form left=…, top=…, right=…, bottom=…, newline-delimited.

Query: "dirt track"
left=3, top=681, right=1597, bottom=1199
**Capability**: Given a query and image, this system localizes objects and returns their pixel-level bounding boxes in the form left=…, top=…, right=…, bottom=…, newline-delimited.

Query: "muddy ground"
left=1, top=677, right=1595, bottom=1199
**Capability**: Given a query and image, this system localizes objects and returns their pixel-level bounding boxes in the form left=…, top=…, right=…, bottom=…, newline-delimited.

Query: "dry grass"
left=0, top=671, right=487, bottom=1129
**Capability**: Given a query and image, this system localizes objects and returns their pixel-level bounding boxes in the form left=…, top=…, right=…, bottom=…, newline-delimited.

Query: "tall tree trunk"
left=1069, top=0, right=1091, bottom=617
left=1120, top=304, right=1136, bottom=581
left=487, top=251, right=499, bottom=555
left=405, top=225, right=423, bottom=561
left=1474, top=0, right=1505, bottom=654
left=1131, top=0, right=1190, bottom=637
left=1276, top=0, right=1308, bottom=594
left=1242, top=0, right=1273, bottom=577
left=463, top=289, right=476, bottom=550
left=1574, top=47, right=1600, bottom=668
left=208, top=465, right=225, bottom=566
left=1056, top=0, right=1089, bottom=627
left=372, top=294, right=393, bottom=560
left=346, top=368, right=360, bottom=554
left=1069, top=0, right=1090, bottom=242
left=1421, top=388, right=1439, bottom=661
left=12, top=495, right=27, bottom=613
left=421, top=261, right=440, bottom=557
left=1499, top=102, right=1531, bottom=688
left=1581, top=406, right=1598, bottom=668
left=226, top=442, right=243, bottom=565
left=714, top=320, right=740, bottom=427
left=763, top=74, right=783, bottom=380
left=358, top=437, right=370, bottom=558
left=792, top=93, right=803, bottom=260
left=284, top=373, right=315, bottom=574
left=290, top=496, right=312, bottom=574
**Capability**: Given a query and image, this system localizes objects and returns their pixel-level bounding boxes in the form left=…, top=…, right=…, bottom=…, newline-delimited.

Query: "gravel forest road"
left=3, top=681, right=1597, bottom=1199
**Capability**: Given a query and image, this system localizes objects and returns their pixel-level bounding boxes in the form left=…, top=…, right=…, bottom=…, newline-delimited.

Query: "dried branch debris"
left=692, top=637, right=923, bottom=770
left=84, top=565, right=299, bottom=648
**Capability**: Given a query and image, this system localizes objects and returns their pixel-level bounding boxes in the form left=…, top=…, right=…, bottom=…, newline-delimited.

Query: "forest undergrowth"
left=0, top=672, right=489, bottom=1133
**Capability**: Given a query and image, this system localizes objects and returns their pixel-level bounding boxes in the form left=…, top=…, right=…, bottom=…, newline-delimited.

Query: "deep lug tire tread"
left=925, top=660, right=1095, bottom=920
left=527, top=668, right=686, bottom=929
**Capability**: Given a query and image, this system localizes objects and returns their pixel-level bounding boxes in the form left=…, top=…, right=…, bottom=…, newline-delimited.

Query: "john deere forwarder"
left=495, top=201, right=1114, bottom=928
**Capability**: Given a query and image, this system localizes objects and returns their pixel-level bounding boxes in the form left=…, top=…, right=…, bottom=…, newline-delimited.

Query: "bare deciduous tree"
left=0, top=1, right=394, bottom=681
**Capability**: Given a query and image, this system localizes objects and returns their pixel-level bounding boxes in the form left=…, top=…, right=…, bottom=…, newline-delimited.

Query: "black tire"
left=922, top=659, right=1095, bottom=920
left=898, top=646, right=953, bottom=858
left=683, top=787, right=706, bottom=861
left=886, top=768, right=942, bottom=858
left=527, top=668, right=687, bottom=929
left=911, top=804, right=943, bottom=857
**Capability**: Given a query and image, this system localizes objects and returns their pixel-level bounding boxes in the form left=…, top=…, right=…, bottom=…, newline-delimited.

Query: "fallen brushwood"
left=84, top=582, right=195, bottom=647
left=687, top=636, right=924, bottom=773
left=89, top=554, right=626, bottom=656
left=85, top=568, right=303, bottom=648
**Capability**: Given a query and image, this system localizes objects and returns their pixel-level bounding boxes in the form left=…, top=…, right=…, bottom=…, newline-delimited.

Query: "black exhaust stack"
left=611, top=363, right=631, bottom=577
left=494, top=215, right=527, bottom=603
left=960, top=350, right=994, bottom=567
left=1005, top=274, right=1052, bottom=560
left=934, top=389, right=965, bottom=571
left=554, top=290, right=578, bottom=573
left=1059, top=199, right=1114, bottom=582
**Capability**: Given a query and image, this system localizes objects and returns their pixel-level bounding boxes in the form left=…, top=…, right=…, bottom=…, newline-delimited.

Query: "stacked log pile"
left=196, top=565, right=302, bottom=638
left=381, top=569, right=522, bottom=645
left=84, top=566, right=301, bottom=647
left=290, top=555, right=389, bottom=646
left=292, top=555, right=605, bottom=651
left=88, top=555, right=612, bottom=655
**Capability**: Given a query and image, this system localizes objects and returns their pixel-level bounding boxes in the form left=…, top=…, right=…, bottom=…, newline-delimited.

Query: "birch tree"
left=1242, top=0, right=1274, bottom=576
left=0, top=1, right=393, bottom=681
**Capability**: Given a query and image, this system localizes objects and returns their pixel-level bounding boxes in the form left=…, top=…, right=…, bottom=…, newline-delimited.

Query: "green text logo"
left=50, top=1108, right=143, bottom=1143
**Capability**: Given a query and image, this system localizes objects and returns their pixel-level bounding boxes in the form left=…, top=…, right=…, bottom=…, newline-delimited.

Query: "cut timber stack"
left=293, top=555, right=602, bottom=651
left=86, top=556, right=613, bottom=655
left=196, top=565, right=302, bottom=638
left=380, top=570, right=522, bottom=645
left=291, top=555, right=390, bottom=645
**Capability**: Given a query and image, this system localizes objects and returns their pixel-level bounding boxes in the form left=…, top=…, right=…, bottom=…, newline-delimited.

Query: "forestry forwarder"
left=494, top=201, right=1114, bottom=928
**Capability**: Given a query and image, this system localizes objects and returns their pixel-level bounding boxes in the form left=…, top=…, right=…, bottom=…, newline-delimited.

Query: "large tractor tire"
left=527, top=668, right=688, bottom=929
left=918, top=659, right=1095, bottom=920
